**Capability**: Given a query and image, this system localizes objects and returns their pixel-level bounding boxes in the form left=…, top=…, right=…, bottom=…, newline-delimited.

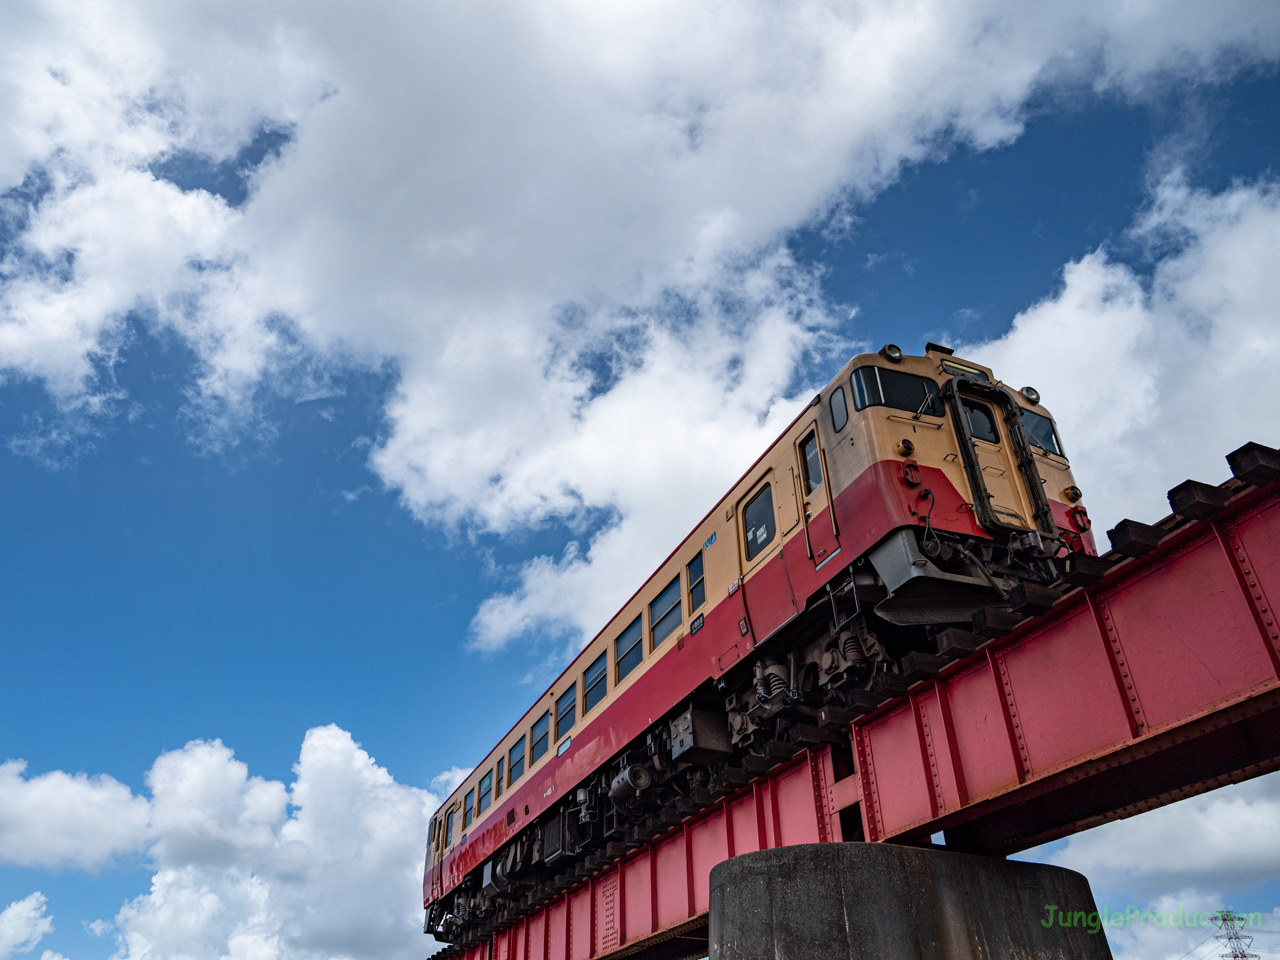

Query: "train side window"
left=962, top=398, right=1000, bottom=443
left=830, top=385, right=848, bottom=431
left=650, top=575, right=682, bottom=648
left=743, top=484, right=776, bottom=561
left=687, top=552, right=705, bottom=612
left=464, top=789, right=475, bottom=828
left=556, top=685, right=576, bottom=740
left=509, top=736, right=526, bottom=783
left=428, top=817, right=437, bottom=846
left=800, top=433, right=822, bottom=494
left=530, top=713, right=550, bottom=763
left=496, top=759, right=504, bottom=798
left=616, top=616, right=643, bottom=681
left=583, top=652, right=607, bottom=713
left=851, top=366, right=943, bottom=417
left=445, top=809, right=455, bottom=845
left=1021, top=408, right=1064, bottom=457
left=478, top=770, right=493, bottom=813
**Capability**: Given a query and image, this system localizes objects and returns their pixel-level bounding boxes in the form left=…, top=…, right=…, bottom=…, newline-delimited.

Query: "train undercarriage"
left=427, top=521, right=1097, bottom=950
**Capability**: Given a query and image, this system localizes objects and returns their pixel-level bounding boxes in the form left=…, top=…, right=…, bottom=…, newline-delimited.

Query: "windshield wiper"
left=912, top=384, right=935, bottom=420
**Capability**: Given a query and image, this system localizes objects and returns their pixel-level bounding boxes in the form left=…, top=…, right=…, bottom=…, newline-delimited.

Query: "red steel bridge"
left=444, top=443, right=1280, bottom=960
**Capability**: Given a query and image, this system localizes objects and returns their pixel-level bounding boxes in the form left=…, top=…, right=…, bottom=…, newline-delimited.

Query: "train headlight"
left=880, top=343, right=904, bottom=363
left=896, top=438, right=915, bottom=456
left=1020, top=386, right=1041, bottom=405
left=1063, top=485, right=1082, bottom=503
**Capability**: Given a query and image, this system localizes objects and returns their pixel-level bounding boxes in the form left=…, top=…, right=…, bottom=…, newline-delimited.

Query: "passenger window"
left=743, top=484, right=776, bottom=561
left=800, top=433, right=822, bottom=494
left=963, top=398, right=1000, bottom=444
left=1021, top=409, right=1064, bottom=457
left=583, top=652, right=607, bottom=713
left=445, top=809, right=455, bottom=845
left=478, top=771, right=492, bottom=813
left=556, top=686, right=576, bottom=740
left=851, top=366, right=943, bottom=416
left=650, top=575, right=682, bottom=648
left=428, top=818, right=437, bottom=845
left=687, top=552, right=705, bottom=612
left=496, top=759, right=504, bottom=798
left=509, top=736, right=526, bottom=783
left=830, top=385, right=848, bottom=432
left=464, top=789, right=475, bottom=828
left=615, top=616, right=643, bottom=681
left=530, top=713, right=550, bottom=763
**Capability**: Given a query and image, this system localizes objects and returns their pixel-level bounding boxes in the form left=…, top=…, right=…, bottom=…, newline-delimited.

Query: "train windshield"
left=851, top=366, right=943, bottom=417
left=1021, top=408, right=1064, bottom=457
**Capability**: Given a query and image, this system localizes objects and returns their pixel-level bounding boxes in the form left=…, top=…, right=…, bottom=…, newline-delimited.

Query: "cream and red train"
left=423, top=343, right=1095, bottom=949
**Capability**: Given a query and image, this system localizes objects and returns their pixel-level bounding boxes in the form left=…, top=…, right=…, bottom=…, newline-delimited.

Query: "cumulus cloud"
left=1048, top=771, right=1280, bottom=896
left=0, top=760, right=149, bottom=870
left=1013, top=773, right=1280, bottom=960
left=0, top=727, right=446, bottom=960
left=0, top=894, right=53, bottom=960
left=970, top=173, right=1280, bottom=535
left=2, top=0, right=1280, bottom=648
left=1097, top=891, right=1276, bottom=960
left=113, top=726, right=439, bottom=960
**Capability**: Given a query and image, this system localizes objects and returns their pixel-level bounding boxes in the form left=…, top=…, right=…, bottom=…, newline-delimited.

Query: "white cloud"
left=1, top=0, right=1280, bottom=647
left=116, top=726, right=440, bottom=960
left=1096, top=891, right=1270, bottom=960
left=1, top=734, right=1277, bottom=960
left=969, top=173, right=1280, bottom=536
left=428, top=768, right=471, bottom=798
left=1047, top=771, right=1280, bottom=895
left=0, top=894, right=53, bottom=960
left=0, top=727, right=447, bottom=960
left=1015, top=774, right=1280, bottom=960
left=0, top=760, right=149, bottom=870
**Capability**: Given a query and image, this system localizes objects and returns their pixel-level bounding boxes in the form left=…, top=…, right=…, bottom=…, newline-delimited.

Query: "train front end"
left=832, top=342, right=1095, bottom=627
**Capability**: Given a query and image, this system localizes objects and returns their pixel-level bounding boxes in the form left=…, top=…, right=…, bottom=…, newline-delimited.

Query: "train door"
left=736, top=470, right=798, bottom=641
left=793, top=423, right=842, bottom=568
left=955, top=391, right=1038, bottom=530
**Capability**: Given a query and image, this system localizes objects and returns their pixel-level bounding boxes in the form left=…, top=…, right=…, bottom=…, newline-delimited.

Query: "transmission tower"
left=1211, top=910, right=1259, bottom=960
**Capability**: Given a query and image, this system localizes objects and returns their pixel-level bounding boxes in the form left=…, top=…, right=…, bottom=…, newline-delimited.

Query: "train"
left=422, top=342, right=1096, bottom=951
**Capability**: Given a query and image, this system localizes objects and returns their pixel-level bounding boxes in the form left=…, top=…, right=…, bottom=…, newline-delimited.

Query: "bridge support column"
left=708, top=843, right=1111, bottom=960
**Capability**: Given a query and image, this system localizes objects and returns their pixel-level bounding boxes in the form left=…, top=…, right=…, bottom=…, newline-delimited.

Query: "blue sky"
left=2, top=4, right=1280, bottom=960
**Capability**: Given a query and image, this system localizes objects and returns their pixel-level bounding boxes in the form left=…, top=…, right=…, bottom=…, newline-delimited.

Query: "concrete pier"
left=708, top=843, right=1111, bottom=960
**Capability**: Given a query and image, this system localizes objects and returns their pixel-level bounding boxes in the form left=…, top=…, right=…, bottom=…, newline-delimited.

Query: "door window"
left=743, top=485, right=776, bottom=561
left=962, top=398, right=1000, bottom=443
left=800, top=432, right=823, bottom=494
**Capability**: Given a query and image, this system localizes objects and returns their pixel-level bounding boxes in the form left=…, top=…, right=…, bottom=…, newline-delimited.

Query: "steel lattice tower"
left=1212, top=910, right=1259, bottom=960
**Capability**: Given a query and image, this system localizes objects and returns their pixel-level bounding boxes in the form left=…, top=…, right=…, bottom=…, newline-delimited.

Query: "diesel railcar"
left=423, top=343, right=1095, bottom=950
